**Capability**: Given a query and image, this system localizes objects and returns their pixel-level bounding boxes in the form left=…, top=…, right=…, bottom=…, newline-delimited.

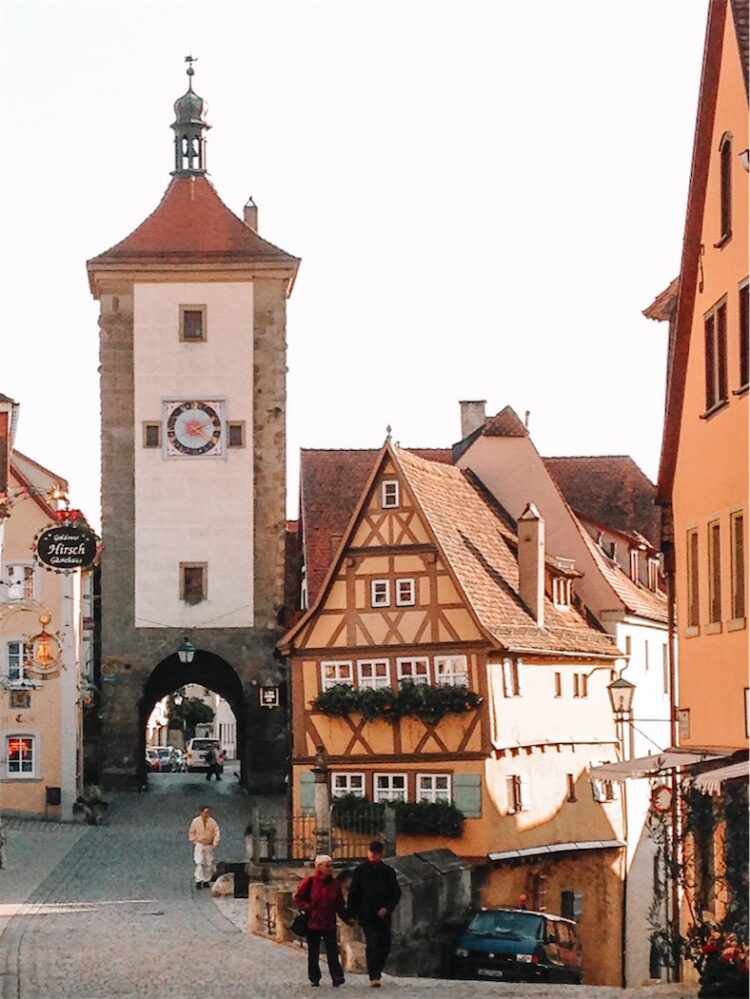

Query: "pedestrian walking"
left=188, top=805, right=220, bottom=889
left=205, top=745, right=222, bottom=781
left=294, top=855, right=350, bottom=988
left=346, top=841, right=401, bottom=988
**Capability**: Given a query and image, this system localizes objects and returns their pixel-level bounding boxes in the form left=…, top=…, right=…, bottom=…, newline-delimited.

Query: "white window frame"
left=321, top=660, right=353, bottom=691
left=417, top=773, right=451, bottom=803
left=501, top=658, right=522, bottom=697
left=434, top=655, right=468, bottom=687
left=395, top=578, right=416, bottom=606
left=332, top=772, right=366, bottom=798
left=506, top=774, right=530, bottom=814
left=5, top=563, right=36, bottom=601
left=381, top=480, right=400, bottom=509
left=5, top=639, right=30, bottom=682
left=6, top=734, right=36, bottom=778
left=396, top=657, right=430, bottom=685
left=357, top=659, right=391, bottom=690
left=552, top=576, right=571, bottom=609
left=371, top=579, right=391, bottom=607
left=374, top=772, right=408, bottom=803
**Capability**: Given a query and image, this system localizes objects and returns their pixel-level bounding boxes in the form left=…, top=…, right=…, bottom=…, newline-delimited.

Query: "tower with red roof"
left=87, top=62, right=299, bottom=790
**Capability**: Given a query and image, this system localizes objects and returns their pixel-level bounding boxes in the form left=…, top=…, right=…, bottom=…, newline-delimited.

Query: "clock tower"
left=87, top=65, right=299, bottom=789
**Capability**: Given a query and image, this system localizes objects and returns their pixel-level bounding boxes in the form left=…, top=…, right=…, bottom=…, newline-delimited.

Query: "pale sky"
left=1, top=0, right=707, bottom=531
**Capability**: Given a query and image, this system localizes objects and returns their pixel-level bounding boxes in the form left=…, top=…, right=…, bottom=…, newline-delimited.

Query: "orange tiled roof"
left=543, top=455, right=662, bottom=548
left=299, top=447, right=452, bottom=605
left=88, top=175, right=298, bottom=267
left=395, top=448, right=619, bottom=658
left=575, top=520, right=668, bottom=624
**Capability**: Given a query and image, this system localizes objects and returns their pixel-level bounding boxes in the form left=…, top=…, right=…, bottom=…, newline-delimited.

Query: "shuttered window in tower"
left=708, top=521, right=722, bottom=625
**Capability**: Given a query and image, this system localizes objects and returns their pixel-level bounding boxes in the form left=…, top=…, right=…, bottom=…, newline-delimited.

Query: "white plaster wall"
left=134, top=282, right=254, bottom=629
left=487, top=658, right=618, bottom=750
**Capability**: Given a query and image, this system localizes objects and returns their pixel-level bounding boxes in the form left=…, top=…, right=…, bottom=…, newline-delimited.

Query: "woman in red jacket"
left=294, top=854, right=350, bottom=987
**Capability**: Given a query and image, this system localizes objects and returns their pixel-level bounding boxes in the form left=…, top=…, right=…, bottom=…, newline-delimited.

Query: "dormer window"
left=629, top=549, right=640, bottom=583
left=718, top=133, right=732, bottom=244
left=552, top=576, right=571, bottom=609
left=381, top=480, right=399, bottom=508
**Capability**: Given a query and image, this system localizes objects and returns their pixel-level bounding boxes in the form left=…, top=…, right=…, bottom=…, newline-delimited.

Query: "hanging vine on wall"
left=647, top=776, right=749, bottom=996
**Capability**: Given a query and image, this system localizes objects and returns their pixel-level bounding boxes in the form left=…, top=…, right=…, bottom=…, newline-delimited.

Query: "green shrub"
left=312, top=682, right=482, bottom=724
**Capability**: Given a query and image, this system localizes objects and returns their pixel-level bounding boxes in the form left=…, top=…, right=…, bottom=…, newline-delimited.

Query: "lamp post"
left=608, top=675, right=636, bottom=761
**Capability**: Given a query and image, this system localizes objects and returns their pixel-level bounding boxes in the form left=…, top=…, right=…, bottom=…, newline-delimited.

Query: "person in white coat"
left=188, top=805, right=221, bottom=889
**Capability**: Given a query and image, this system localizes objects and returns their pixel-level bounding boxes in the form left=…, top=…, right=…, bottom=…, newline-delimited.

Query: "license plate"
left=477, top=968, right=504, bottom=978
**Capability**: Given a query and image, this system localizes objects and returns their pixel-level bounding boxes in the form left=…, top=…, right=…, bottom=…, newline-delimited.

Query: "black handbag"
left=290, top=910, right=309, bottom=937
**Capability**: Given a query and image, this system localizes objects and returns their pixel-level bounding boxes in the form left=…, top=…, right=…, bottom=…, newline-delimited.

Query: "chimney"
left=243, top=197, right=258, bottom=231
left=518, top=502, right=545, bottom=627
left=459, top=400, right=486, bottom=439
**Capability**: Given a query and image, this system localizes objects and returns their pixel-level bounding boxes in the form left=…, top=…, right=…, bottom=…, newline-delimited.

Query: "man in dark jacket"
left=347, top=841, right=401, bottom=987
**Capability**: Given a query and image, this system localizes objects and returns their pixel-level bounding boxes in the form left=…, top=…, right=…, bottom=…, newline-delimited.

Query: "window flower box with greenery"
left=331, top=793, right=464, bottom=838
left=313, top=681, right=482, bottom=724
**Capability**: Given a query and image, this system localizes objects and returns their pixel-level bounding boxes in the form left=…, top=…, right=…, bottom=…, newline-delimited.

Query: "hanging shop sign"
left=259, top=686, right=280, bottom=709
left=34, top=522, right=100, bottom=573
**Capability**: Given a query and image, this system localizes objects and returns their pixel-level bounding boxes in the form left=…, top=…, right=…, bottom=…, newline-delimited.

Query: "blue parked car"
left=454, top=907, right=583, bottom=984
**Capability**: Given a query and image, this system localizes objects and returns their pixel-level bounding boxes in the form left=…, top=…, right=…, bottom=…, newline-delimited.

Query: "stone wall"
left=249, top=850, right=473, bottom=979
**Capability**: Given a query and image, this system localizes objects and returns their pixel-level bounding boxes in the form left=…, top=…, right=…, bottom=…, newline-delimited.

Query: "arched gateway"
left=86, top=65, right=299, bottom=791
left=140, top=650, right=245, bottom=784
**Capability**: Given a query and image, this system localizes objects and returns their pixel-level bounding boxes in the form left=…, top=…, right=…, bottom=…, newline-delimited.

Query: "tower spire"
left=171, top=55, right=210, bottom=177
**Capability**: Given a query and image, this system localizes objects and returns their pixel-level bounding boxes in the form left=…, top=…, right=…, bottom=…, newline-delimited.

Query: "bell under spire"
left=171, top=55, right=210, bottom=177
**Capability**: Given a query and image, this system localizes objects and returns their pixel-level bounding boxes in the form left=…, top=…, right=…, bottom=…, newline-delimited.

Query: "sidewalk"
left=0, top=816, right=89, bottom=936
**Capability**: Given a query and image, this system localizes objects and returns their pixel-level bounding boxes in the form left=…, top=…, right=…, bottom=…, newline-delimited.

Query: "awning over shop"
left=489, top=839, right=624, bottom=862
left=589, top=749, right=723, bottom=781
left=693, top=759, right=750, bottom=796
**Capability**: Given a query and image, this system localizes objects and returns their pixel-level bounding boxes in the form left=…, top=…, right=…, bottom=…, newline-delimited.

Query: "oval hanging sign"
left=34, top=524, right=100, bottom=572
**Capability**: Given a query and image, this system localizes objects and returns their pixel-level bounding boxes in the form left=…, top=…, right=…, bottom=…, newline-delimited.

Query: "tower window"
left=708, top=520, right=722, bottom=625
left=180, top=563, right=207, bottom=604
left=704, top=301, right=728, bottom=412
left=227, top=422, right=245, bottom=448
left=719, top=134, right=732, bottom=243
left=179, top=305, right=207, bottom=342
left=143, top=423, right=161, bottom=448
left=731, top=511, right=745, bottom=621
left=687, top=529, right=700, bottom=629
left=740, top=281, right=749, bottom=391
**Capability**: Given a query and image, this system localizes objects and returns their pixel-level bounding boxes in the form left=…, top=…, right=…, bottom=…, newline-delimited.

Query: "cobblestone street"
left=1, top=775, right=699, bottom=998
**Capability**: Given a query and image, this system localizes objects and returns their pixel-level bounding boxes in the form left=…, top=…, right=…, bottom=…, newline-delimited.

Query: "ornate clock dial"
left=166, top=402, right=223, bottom=455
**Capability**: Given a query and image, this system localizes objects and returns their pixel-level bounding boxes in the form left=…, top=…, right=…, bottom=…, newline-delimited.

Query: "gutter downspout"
left=662, top=504, right=682, bottom=983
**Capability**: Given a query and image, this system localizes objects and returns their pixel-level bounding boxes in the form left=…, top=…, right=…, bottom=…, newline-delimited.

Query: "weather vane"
left=184, top=54, right=198, bottom=78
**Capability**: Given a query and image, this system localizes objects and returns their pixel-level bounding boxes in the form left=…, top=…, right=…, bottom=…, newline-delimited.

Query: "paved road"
left=0, top=775, right=700, bottom=998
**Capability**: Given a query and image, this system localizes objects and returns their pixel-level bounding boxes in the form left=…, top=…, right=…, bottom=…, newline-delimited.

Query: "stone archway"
left=140, top=649, right=245, bottom=786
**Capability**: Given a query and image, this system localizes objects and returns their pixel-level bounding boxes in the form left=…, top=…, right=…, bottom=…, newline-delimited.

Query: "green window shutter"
left=453, top=773, right=482, bottom=818
left=299, top=771, right=315, bottom=816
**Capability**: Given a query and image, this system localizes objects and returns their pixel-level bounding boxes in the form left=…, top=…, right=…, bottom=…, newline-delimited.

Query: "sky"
left=1, top=0, right=708, bottom=531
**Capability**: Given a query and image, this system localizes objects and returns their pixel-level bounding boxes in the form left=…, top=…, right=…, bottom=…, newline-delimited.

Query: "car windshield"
left=191, top=740, right=218, bottom=751
left=468, top=911, right=545, bottom=940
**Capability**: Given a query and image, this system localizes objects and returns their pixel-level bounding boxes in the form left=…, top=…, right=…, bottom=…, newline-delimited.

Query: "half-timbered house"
left=282, top=441, right=630, bottom=984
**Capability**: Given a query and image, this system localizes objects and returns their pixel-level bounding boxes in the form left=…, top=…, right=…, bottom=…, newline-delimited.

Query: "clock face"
left=165, top=401, right=223, bottom=456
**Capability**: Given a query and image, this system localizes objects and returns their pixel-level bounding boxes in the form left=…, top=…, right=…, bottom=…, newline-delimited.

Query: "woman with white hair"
left=294, top=854, right=351, bottom=987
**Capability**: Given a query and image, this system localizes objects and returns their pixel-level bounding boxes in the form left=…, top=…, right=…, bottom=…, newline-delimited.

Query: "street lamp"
left=177, top=637, right=195, bottom=664
left=607, top=675, right=636, bottom=717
